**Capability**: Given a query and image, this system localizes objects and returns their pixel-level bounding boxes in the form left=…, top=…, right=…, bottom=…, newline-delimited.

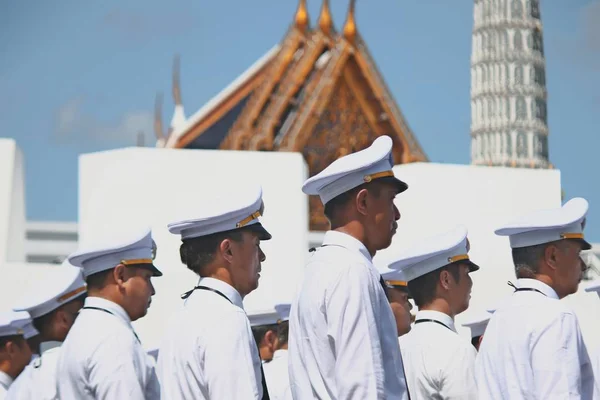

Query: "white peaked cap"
left=274, top=303, right=291, bottom=322
left=387, top=225, right=480, bottom=282
left=69, top=227, right=162, bottom=278
left=302, top=135, right=408, bottom=205
left=248, top=309, right=280, bottom=327
left=585, top=281, right=600, bottom=299
left=495, top=197, right=591, bottom=250
left=13, top=262, right=87, bottom=319
left=0, top=311, right=38, bottom=339
left=168, top=184, right=271, bottom=241
left=462, top=311, right=492, bottom=338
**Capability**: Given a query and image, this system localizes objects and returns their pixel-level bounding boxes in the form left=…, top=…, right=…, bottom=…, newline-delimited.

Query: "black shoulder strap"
left=259, top=361, right=270, bottom=400
left=180, top=285, right=270, bottom=398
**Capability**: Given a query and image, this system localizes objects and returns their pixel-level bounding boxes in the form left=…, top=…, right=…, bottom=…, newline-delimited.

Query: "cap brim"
left=466, top=260, right=480, bottom=272
left=392, top=177, right=409, bottom=195
left=248, top=223, right=272, bottom=241
left=376, top=175, right=408, bottom=195
left=134, top=263, right=163, bottom=277
left=579, top=239, right=592, bottom=251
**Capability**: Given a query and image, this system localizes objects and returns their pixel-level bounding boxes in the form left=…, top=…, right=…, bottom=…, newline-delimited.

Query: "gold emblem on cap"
left=16, top=328, right=24, bottom=335
left=448, top=254, right=470, bottom=263
left=236, top=210, right=262, bottom=228
left=386, top=280, right=408, bottom=287
left=561, top=233, right=585, bottom=240
left=363, top=170, right=394, bottom=183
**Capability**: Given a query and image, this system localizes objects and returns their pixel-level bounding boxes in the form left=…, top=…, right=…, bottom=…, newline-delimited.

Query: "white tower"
left=470, top=0, right=549, bottom=168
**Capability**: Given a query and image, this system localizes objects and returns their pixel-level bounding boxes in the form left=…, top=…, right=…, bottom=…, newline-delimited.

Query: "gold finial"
left=343, top=0, right=357, bottom=43
left=295, top=0, right=309, bottom=32
left=172, top=54, right=182, bottom=106
left=319, top=0, right=333, bottom=35
left=154, top=92, right=165, bottom=140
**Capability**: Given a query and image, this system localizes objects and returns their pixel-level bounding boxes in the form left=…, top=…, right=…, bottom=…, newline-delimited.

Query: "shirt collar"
left=415, top=310, right=456, bottom=332
left=84, top=296, right=133, bottom=327
left=39, top=341, right=62, bottom=354
left=322, top=231, right=372, bottom=262
left=515, top=278, right=559, bottom=299
left=197, top=277, right=244, bottom=309
left=0, top=370, right=13, bottom=389
left=272, top=349, right=288, bottom=361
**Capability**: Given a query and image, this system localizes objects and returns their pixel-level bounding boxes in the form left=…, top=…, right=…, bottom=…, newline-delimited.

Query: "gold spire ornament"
left=318, top=0, right=333, bottom=35
left=343, top=0, right=357, bottom=43
left=295, top=0, right=309, bottom=32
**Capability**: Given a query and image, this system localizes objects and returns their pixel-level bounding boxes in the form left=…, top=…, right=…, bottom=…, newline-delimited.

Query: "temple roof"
left=171, top=45, right=280, bottom=149
left=158, top=1, right=428, bottom=230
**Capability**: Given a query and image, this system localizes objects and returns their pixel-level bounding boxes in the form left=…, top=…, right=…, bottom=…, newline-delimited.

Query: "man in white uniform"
left=0, top=312, right=36, bottom=399
left=249, top=309, right=280, bottom=363
left=378, top=263, right=413, bottom=337
left=289, top=135, right=410, bottom=399
left=57, top=228, right=162, bottom=400
left=476, top=197, right=594, bottom=399
left=158, top=184, right=271, bottom=399
left=461, top=311, right=491, bottom=351
left=584, top=281, right=600, bottom=399
left=392, top=225, right=480, bottom=399
left=263, top=303, right=292, bottom=400
left=6, top=263, right=86, bottom=400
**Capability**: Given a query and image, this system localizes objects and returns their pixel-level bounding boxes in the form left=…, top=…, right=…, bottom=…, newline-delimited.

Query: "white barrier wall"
left=0, top=139, right=26, bottom=263
left=79, top=147, right=309, bottom=348
left=375, top=162, right=562, bottom=332
left=374, top=162, right=600, bottom=351
left=0, top=262, right=61, bottom=312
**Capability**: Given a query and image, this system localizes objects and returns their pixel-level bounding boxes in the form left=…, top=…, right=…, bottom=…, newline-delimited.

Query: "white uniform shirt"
left=6, top=341, right=62, bottom=400
left=590, top=349, right=600, bottom=399
left=399, top=310, right=477, bottom=399
left=476, top=278, right=594, bottom=399
left=157, top=277, right=263, bottom=399
left=56, top=297, right=160, bottom=400
left=288, top=231, right=409, bottom=400
left=263, top=349, right=292, bottom=400
left=0, top=371, right=13, bottom=400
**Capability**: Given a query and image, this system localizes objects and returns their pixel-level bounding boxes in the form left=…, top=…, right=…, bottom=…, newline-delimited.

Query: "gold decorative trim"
left=57, top=286, right=86, bottom=302
left=363, top=170, right=393, bottom=183
left=236, top=211, right=262, bottom=228
left=448, top=254, right=469, bottom=263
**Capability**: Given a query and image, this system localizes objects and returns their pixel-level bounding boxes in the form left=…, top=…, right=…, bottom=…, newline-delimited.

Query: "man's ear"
left=355, top=189, right=369, bottom=216
left=544, top=244, right=559, bottom=271
left=113, top=264, right=127, bottom=287
left=265, top=330, right=278, bottom=349
left=220, top=239, right=234, bottom=264
left=439, top=270, right=452, bottom=290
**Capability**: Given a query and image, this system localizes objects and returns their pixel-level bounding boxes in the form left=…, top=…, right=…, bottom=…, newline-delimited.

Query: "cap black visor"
left=134, top=263, right=163, bottom=277
left=247, top=223, right=272, bottom=241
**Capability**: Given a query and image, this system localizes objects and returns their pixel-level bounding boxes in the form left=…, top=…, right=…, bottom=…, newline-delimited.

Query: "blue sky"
left=1, top=0, right=599, bottom=238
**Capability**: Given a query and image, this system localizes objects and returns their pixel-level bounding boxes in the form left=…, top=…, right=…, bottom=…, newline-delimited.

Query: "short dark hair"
left=85, top=269, right=113, bottom=291
left=323, top=177, right=397, bottom=223
left=276, top=321, right=289, bottom=347
left=251, top=324, right=278, bottom=347
left=0, top=334, right=26, bottom=349
left=179, top=229, right=245, bottom=276
left=512, top=240, right=568, bottom=278
left=407, top=263, right=461, bottom=308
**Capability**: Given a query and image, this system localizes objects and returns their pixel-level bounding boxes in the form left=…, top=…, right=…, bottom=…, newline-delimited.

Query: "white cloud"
left=55, top=96, right=153, bottom=145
